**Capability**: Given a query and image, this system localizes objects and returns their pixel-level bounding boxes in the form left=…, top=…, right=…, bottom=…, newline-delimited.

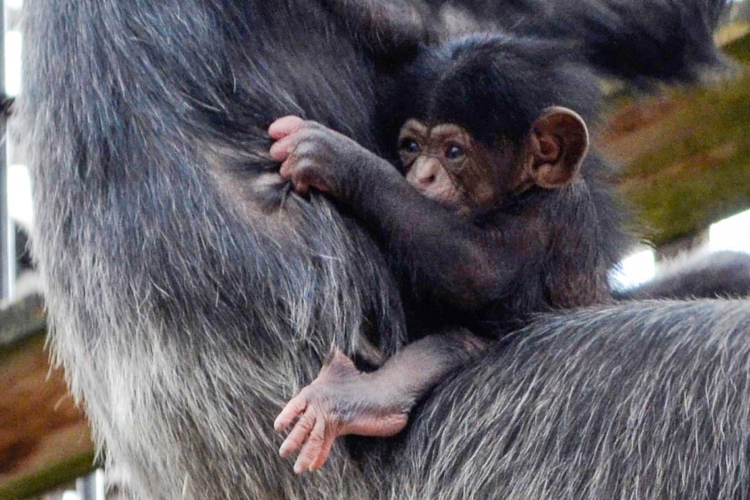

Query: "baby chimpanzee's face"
left=397, top=119, right=502, bottom=213
left=397, top=107, right=589, bottom=215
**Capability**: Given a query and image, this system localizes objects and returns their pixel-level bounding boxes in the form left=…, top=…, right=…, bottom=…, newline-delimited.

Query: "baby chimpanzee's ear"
left=525, top=106, right=589, bottom=189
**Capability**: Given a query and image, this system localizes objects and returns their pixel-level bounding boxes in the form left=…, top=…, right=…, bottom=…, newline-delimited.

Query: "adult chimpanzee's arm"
left=427, top=0, right=730, bottom=83
left=320, top=0, right=436, bottom=55
left=374, top=299, right=750, bottom=499
left=270, top=117, right=526, bottom=314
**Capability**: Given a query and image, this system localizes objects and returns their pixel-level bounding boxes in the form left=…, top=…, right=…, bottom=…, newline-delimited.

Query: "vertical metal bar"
left=0, top=0, right=8, bottom=301
left=76, top=470, right=106, bottom=500
left=95, top=468, right=107, bottom=500
left=76, top=474, right=94, bottom=500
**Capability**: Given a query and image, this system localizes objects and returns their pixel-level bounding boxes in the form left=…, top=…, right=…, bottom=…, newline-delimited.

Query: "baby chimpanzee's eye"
left=445, top=144, right=464, bottom=160
left=400, top=139, right=421, bottom=154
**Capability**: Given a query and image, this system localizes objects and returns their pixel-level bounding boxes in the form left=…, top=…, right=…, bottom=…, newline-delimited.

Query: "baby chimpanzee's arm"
left=274, top=329, right=487, bottom=473
left=269, top=116, right=522, bottom=314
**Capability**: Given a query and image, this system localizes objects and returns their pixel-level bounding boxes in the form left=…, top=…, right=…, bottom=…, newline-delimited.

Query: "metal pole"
left=76, top=470, right=106, bottom=500
left=0, top=0, right=9, bottom=301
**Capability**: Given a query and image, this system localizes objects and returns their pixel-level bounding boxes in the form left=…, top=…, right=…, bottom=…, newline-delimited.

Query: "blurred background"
left=1, top=1, right=749, bottom=499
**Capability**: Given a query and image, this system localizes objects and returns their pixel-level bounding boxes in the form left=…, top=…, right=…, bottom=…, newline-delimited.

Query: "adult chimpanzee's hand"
left=269, top=116, right=382, bottom=199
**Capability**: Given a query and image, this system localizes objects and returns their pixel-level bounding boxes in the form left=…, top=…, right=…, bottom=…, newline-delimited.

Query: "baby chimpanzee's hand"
left=274, top=349, right=409, bottom=474
left=269, top=116, right=376, bottom=199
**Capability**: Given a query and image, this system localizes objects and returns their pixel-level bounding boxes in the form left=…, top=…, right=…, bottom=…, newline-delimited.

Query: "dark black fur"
left=19, top=0, right=745, bottom=498
left=388, top=35, right=630, bottom=316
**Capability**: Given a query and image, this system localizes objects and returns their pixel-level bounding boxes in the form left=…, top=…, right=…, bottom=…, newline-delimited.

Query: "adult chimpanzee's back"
left=20, top=0, right=750, bottom=499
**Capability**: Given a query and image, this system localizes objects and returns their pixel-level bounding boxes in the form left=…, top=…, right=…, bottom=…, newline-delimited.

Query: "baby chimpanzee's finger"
left=279, top=413, right=315, bottom=458
left=294, top=417, right=327, bottom=474
left=284, top=167, right=311, bottom=197
left=309, top=432, right=336, bottom=472
left=268, top=115, right=305, bottom=140
left=269, top=134, right=298, bottom=162
left=274, top=396, right=307, bottom=432
left=278, top=158, right=295, bottom=180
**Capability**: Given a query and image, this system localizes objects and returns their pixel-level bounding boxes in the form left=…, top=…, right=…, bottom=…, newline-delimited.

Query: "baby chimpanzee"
left=270, top=35, right=623, bottom=473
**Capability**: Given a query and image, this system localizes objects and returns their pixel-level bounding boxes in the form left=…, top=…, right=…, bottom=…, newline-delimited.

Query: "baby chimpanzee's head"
left=390, top=35, right=597, bottom=213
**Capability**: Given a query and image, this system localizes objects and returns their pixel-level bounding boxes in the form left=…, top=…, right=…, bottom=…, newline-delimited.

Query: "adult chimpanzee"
left=270, top=34, right=624, bottom=472
left=20, top=0, right=747, bottom=499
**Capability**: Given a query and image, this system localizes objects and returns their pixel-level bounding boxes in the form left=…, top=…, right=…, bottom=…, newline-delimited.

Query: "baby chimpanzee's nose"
left=409, top=158, right=440, bottom=187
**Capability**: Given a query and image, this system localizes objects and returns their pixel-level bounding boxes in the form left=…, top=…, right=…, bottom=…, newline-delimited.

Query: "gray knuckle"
left=299, top=160, right=321, bottom=174
left=295, top=142, right=321, bottom=158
